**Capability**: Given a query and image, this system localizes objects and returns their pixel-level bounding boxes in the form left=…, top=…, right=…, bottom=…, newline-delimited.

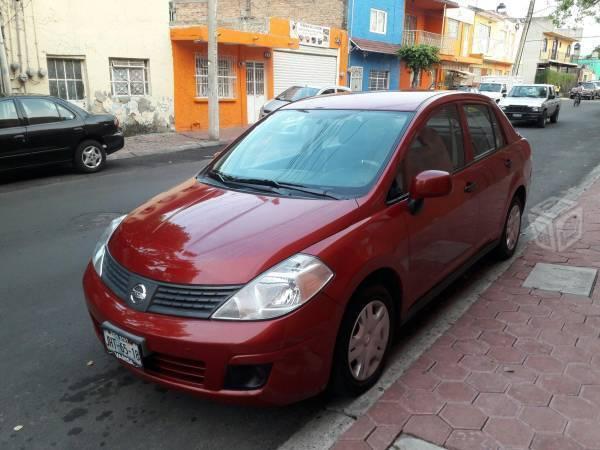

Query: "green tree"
left=397, top=44, right=441, bottom=88
left=554, top=0, right=600, bottom=25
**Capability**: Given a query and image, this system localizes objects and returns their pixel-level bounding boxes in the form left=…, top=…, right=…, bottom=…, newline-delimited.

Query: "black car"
left=0, top=94, right=124, bottom=173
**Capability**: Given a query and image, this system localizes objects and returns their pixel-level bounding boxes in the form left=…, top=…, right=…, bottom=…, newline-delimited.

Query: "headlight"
left=92, top=215, right=126, bottom=277
left=500, top=105, right=507, bottom=110
left=212, top=254, right=334, bottom=320
left=531, top=107, right=540, bottom=112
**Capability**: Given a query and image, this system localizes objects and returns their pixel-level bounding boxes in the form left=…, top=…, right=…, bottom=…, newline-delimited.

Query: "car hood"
left=108, top=178, right=359, bottom=285
left=499, top=97, right=546, bottom=107
left=263, top=98, right=290, bottom=113
left=480, top=91, right=502, bottom=100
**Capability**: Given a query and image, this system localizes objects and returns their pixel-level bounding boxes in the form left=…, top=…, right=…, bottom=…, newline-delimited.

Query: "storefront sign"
left=290, top=21, right=331, bottom=48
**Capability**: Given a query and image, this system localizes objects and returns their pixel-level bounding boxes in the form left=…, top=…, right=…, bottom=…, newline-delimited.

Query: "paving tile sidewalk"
left=110, top=127, right=247, bottom=160
left=334, top=180, right=600, bottom=450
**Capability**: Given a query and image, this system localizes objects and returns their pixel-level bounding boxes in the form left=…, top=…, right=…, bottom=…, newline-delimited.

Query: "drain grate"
left=523, top=263, right=598, bottom=297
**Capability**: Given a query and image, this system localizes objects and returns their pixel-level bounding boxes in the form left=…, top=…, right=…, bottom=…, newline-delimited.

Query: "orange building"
left=171, top=18, right=348, bottom=131
left=400, top=0, right=458, bottom=89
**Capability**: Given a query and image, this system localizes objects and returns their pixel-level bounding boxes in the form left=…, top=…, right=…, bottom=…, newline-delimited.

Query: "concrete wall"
left=347, top=0, right=404, bottom=43
left=174, top=0, right=347, bottom=30
left=0, top=0, right=174, bottom=135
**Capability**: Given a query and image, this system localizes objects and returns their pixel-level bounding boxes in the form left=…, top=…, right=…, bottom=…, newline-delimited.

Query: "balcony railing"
left=539, top=50, right=576, bottom=64
left=402, top=30, right=442, bottom=48
left=441, top=37, right=459, bottom=55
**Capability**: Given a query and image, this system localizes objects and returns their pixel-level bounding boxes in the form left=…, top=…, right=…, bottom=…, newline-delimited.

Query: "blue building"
left=347, top=0, right=405, bottom=91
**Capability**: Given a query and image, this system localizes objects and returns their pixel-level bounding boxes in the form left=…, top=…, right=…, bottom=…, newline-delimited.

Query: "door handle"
left=13, top=134, right=25, bottom=141
left=464, top=182, right=477, bottom=193
left=504, top=159, right=513, bottom=169
left=73, top=127, right=84, bottom=132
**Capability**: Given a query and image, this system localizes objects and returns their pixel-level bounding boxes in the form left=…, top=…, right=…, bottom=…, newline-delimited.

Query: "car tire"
left=550, top=108, right=559, bottom=123
left=330, top=284, right=394, bottom=397
left=494, top=195, right=523, bottom=260
left=74, top=140, right=106, bottom=173
left=537, top=111, right=547, bottom=128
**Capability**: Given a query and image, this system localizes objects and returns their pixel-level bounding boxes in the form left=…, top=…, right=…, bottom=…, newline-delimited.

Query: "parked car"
left=83, top=91, right=532, bottom=405
left=569, top=82, right=597, bottom=100
left=0, top=94, right=123, bottom=173
left=499, top=84, right=560, bottom=128
left=478, top=82, right=508, bottom=103
left=455, top=85, right=479, bottom=93
left=259, top=85, right=351, bottom=118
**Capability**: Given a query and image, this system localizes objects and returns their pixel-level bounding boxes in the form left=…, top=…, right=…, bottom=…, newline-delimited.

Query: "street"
left=2, top=99, right=600, bottom=450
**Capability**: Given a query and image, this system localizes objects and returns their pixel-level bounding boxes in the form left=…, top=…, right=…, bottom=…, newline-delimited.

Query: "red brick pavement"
left=334, top=180, right=600, bottom=450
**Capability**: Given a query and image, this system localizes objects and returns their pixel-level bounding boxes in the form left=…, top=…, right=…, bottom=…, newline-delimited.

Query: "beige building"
left=0, top=0, right=174, bottom=134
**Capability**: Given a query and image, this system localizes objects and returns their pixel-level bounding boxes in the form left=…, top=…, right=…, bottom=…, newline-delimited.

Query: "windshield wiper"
left=207, top=172, right=338, bottom=199
left=204, top=170, right=276, bottom=194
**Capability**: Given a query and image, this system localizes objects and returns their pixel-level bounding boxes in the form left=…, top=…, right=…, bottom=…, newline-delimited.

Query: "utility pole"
left=0, top=11, right=11, bottom=94
left=207, top=0, right=219, bottom=140
left=512, top=0, right=536, bottom=76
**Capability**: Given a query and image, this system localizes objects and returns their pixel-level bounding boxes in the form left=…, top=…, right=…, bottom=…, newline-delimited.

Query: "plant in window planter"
left=397, top=44, right=440, bottom=89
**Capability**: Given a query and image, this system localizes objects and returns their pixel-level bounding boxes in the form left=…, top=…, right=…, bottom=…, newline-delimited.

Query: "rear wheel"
left=331, top=285, right=394, bottom=396
left=537, top=111, right=547, bottom=128
left=74, top=140, right=106, bottom=173
left=494, top=195, right=523, bottom=260
left=550, top=107, right=559, bottom=123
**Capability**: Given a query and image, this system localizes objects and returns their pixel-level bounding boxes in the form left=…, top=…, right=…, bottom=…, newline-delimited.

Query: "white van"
left=479, top=76, right=523, bottom=103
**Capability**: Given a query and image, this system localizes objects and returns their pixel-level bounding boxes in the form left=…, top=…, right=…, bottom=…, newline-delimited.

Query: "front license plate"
left=512, top=113, right=522, bottom=118
left=103, top=328, right=143, bottom=368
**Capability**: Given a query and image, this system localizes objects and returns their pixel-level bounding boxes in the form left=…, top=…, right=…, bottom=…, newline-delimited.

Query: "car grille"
left=144, top=353, right=206, bottom=386
left=505, top=105, right=531, bottom=113
left=102, top=251, right=242, bottom=319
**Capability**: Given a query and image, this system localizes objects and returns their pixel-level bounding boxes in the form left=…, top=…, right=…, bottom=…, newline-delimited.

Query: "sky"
left=471, top=0, right=600, bottom=54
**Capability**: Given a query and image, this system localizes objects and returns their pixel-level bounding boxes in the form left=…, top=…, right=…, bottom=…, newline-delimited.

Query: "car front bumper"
left=82, top=264, right=344, bottom=405
left=504, top=111, right=543, bottom=121
left=104, top=131, right=125, bottom=155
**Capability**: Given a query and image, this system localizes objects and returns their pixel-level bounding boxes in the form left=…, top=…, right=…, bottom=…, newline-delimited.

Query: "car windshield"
left=276, top=86, right=320, bottom=102
left=202, top=109, right=413, bottom=198
left=479, top=83, right=502, bottom=92
left=509, top=86, right=547, bottom=98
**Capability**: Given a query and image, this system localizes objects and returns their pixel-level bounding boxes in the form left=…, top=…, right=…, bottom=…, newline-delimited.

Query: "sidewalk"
left=110, top=127, right=247, bottom=160
left=334, top=180, right=600, bottom=450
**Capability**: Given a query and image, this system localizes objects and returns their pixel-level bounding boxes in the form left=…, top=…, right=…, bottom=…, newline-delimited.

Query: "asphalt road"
left=2, top=99, right=600, bottom=450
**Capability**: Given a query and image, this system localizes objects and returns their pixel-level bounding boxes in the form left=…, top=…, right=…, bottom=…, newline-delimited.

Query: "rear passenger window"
left=56, top=104, right=76, bottom=121
left=20, top=99, right=61, bottom=125
left=463, top=105, right=497, bottom=158
left=0, top=100, right=19, bottom=129
left=392, top=105, right=465, bottom=195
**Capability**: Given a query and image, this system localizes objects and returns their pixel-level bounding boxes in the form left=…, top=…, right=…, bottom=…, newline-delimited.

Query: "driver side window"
left=389, top=105, right=465, bottom=199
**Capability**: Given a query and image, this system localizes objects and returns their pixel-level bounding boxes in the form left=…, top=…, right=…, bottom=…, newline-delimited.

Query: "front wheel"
left=494, top=196, right=523, bottom=260
left=537, top=111, right=547, bottom=128
left=330, top=285, right=394, bottom=397
left=74, top=140, right=106, bottom=173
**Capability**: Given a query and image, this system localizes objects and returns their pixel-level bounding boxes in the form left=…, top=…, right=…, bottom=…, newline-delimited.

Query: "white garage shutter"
left=273, top=49, right=338, bottom=96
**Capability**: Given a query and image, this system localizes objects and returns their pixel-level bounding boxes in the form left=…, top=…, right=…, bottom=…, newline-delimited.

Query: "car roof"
left=281, top=90, right=461, bottom=112
left=512, top=84, right=553, bottom=87
left=0, top=93, right=59, bottom=99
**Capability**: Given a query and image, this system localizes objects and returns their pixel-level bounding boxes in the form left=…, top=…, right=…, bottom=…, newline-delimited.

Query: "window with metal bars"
left=47, top=58, right=85, bottom=101
left=195, top=54, right=237, bottom=99
left=110, top=59, right=149, bottom=97
left=368, top=70, right=389, bottom=91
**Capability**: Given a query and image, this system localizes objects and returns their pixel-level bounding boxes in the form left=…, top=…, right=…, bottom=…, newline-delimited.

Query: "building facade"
left=400, top=0, right=457, bottom=89
left=515, top=17, right=581, bottom=84
left=171, top=0, right=349, bottom=131
left=347, top=0, right=405, bottom=92
left=0, top=0, right=174, bottom=135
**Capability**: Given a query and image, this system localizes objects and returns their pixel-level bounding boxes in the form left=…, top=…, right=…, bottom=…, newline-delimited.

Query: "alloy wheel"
left=347, top=300, right=390, bottom=381
left=82, top=146, right=103, bottom=169
left=506, top=204, right=521, bottom=251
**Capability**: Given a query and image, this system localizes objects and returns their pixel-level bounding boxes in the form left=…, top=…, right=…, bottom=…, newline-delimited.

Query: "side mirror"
left=408, top=170, right=452, bottom=214
left=548, top=94, right=555, bottom=99
left=503, top=93, right=507, bottom=97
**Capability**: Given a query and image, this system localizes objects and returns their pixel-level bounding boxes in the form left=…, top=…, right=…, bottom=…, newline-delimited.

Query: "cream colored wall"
left=0, top=0, right=174, bottom=134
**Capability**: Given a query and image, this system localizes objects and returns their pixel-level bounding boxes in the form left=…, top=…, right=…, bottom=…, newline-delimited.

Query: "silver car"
left=260, top=85, right=351, bottom=118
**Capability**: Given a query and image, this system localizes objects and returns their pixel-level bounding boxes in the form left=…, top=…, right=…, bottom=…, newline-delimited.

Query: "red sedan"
left=83, top=91, right=532, bottom=405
